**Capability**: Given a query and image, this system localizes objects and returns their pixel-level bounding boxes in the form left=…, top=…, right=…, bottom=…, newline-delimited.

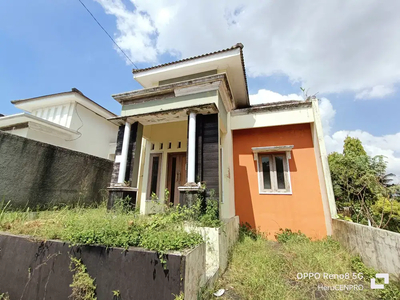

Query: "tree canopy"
left=328, top=137, right=400, bottom=232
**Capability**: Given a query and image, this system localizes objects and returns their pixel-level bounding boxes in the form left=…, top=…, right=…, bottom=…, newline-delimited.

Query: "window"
left=258, top=153, right=291, bottom=194
left=147, top=153, right=162, bottom=199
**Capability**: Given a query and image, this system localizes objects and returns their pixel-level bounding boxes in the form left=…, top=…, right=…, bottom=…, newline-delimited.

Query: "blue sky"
left=1, top=0, right=399, bottom=178
left=0, top=0, right=141, bottom=116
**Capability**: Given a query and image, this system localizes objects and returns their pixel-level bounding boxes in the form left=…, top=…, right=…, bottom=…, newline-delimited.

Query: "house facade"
left=108, top=44, right=337, bottom=239
left=0, top=88, right=118, bottom=160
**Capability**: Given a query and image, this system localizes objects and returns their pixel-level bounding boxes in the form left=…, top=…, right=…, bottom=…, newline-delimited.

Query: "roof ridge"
left=250, top=100, right=304, bottom=107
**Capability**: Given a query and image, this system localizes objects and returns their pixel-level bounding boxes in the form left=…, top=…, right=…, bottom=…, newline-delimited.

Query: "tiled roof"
left=132, top=43, right=244, bottom=74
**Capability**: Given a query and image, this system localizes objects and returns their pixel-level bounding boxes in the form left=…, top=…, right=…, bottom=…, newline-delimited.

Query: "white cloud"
left=325, top=131, right=400, bottom=184
left=250, top=90, right=336, bottom=136
left=96, top=0, right=400, bottom=97
left=250, top=90, right=400, bottom=182
left=355, top=85, right=395, bottom=100
left=94, top=0, right=158, bottom=63
left=250, top=89, right=303, bottom=105
left=321, top=106, right=400, bottom=184
left=318, top=98, right=336, bottom=136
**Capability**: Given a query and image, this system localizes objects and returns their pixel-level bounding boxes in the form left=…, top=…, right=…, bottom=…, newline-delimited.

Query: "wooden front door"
left=167, top=153, right=187, bottom=205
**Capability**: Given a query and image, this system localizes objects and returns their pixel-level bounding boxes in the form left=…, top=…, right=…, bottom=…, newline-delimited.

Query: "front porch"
left=108, top=103, right=221, bottom=215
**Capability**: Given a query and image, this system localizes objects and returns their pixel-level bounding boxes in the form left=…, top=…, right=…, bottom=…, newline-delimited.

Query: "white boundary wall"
left=332, top=219, right=400, bottom=275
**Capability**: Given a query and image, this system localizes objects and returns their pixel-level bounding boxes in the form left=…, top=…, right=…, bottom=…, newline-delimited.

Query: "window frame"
left=257, top=152, right=292, bottom=194
left=147, top=153, right=162, bottom=200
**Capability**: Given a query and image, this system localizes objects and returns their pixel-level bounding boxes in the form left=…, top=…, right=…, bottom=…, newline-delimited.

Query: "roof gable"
left=11, top=89, right=116, bottom=119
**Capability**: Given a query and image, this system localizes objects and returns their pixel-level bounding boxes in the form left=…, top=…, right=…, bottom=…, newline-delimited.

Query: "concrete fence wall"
left=0, top=232, right=206, bottom=300
left=0, top=131, right=113, bottom=208
left=185, top=216, right=240, bottom=284
left=332, top=219, right=400, bottom=275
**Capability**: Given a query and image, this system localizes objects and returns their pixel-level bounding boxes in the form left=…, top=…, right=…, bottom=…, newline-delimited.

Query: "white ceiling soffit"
left=134, top=48, right=248, bottom=108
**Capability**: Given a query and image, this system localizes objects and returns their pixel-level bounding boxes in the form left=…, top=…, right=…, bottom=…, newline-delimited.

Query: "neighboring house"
left=0, top=88, right=118, bottom=160
left=106, top=43, right=337, bottom=239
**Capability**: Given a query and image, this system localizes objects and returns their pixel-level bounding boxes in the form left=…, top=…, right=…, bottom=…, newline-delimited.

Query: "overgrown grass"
left=212, top=226, right=400, bottom=300
left=0, top=197, right=220, bottom=257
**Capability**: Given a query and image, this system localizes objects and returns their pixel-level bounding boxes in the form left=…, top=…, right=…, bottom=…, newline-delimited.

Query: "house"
left=107, top=43, right=337, bottom=239
left=0, top=88, right=118, bottom=160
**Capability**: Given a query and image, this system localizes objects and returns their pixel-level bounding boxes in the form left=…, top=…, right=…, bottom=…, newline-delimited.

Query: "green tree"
left=371, top=197, right=400, bottom=232
left=343, top=136, right=367, bottom=157
left=328, top=136, right=400, bottom=231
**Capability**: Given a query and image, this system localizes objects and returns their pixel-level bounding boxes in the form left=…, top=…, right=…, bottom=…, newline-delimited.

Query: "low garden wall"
left=332, top=219, right=400, bottom=275
left=0, top=131, right=113, bottom=208
left=0, top=232, right=206, bottom=300
left=185, top=216, right=240, bottom=283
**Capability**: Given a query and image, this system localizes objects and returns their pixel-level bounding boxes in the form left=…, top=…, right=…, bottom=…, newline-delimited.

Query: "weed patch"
left=275, top=228, right=310, bottom=243
left=213, top=229, right=400, bottom=300
left=0, top=197, right=221, bottom=258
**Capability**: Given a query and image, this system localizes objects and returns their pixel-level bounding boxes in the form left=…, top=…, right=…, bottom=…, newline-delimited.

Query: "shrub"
left=275, top=228, right=309, bottom=243
left=139, top=229, right=203, bottom=254
left=69, top=257, right=96, bottom=300
left=238, top=222, right=261, bottom=241
left=198, top=198, right=221, bottom=227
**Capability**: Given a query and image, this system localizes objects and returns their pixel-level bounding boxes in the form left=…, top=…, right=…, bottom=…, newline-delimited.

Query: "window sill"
left=259, top=191, right=292, bottom=195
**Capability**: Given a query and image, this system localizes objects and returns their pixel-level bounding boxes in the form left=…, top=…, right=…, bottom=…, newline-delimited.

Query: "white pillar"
left=187, top=112, right=196, bottom=183
left=118, top=121, right=131, bottom=183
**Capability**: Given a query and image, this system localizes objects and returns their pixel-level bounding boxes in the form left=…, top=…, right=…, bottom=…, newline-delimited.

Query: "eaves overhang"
left=108, top=103, right=219, bottom=126
left=113, top=73, right=234, bottom=111
left=0, top=113, right=80, bottom=139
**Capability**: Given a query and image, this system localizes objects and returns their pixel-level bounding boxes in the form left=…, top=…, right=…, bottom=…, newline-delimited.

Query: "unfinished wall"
left=0, top=232, right=205, bottom=300
left=332, top=219, right=400, bottom=275
left=0, top=131, right=113, bottom=208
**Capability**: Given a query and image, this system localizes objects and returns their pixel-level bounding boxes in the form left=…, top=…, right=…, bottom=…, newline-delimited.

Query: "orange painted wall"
left=233, top=123, right=327, bottom=239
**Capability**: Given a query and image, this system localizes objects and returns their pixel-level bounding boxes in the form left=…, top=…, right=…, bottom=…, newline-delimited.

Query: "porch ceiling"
left=108, top=103, right=218, bottom=126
